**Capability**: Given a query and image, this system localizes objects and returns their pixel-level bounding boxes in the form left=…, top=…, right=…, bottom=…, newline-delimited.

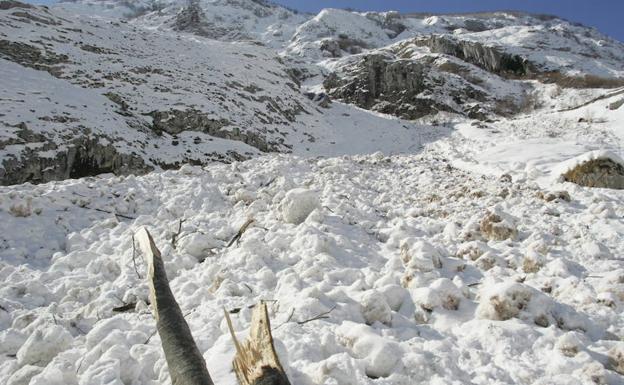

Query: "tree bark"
left=136, top=227, right=214, bottom=385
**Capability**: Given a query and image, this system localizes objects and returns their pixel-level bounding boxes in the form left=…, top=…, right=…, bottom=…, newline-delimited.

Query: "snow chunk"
left=336, top=322, right=402, bottom=379
left=555, top=331, right=584, bottom=357
left=280, top=188, right=319, bottom=224
left=233, top=188, right=256, bottom=204
left=581, top=241, right=612, bottom=260
left=182, top=232, right=220, bottom=260
left=6, top=365, right=43, bottom=385
left=400, top=239, right=442, bottom=273
left=7, top=365, right=43, bottom=385
left=86, top=317, right=132, bottom=350
left=522, top=250, right=545, bottom=273
left=607, top=343, right=624, bottom=375
left=313, top=353, right=364, bottom=385
left=0, top=328, right=27, bottom=355
left=360, top=290, right=392, bottom=326
left=377, top=284, right=408, bottom=311
left=17, top=325, right=73, bottom=366
left=412, top=278, right=463, bottom=311
left=479, top=208, right=518, bottom=241
left=456, top=240, right=490, bottom=261
left=476, top=281, right=594, bottom=334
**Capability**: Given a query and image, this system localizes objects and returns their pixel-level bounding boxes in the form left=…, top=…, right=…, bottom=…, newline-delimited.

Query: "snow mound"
left=476, top=281, right=598, bottom=337
left=16, top=324, right=73, bottom=366
left=280, top=188, right=319, bottom=224
left=479, top=208, right=518, bottom=241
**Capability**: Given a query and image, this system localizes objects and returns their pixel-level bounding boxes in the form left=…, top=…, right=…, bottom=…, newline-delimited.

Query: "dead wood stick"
left=226, top=218, right=255, bottom=248
left=296, top=305, right=336, bottom=325
left=171, top=218, right=187, bottom=249
left=131, top=234, right=142, bottom=279
left=225, top=301, right=291, bottom=385
left=136, top=227, right=214, bottom=385
left=87, top=206, right=136, bottom=220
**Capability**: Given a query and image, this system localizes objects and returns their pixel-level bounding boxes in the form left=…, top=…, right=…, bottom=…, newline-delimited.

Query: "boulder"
left=561, top=152, right=624, bottom=189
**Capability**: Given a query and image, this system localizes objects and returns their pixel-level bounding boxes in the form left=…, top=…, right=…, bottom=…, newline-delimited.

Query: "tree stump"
left=136, top=227, right=214, bottom=385
left=225, top=302, right=291, bottom=385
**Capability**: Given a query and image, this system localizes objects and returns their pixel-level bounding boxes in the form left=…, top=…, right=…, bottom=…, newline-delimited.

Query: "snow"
left=0, top=146, right=623, bottom=384
left=16, top=324, right=73, bottom=366
left=1, top=1, right=624, bottom=385
left=279, top=188, right=320, bottom=225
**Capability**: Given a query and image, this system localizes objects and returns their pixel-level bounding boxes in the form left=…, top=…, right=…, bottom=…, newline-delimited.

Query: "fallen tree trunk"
left=225, top=302, right=291, bottom=385
left=136, top=227, right=214, bottom=385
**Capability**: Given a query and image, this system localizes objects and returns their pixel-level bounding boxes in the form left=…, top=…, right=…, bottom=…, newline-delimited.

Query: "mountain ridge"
left=1, top=0, right=623, bottom=185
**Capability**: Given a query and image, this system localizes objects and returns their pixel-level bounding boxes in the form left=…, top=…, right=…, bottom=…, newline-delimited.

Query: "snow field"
left=1, top=150, right=623, bottom=384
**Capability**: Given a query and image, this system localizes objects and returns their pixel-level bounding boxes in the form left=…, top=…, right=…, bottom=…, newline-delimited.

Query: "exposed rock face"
left=413, top=36, right=535, bottom=77
left=148, top=109, right=230, bottom=136
left=609, top=98, right=624, bottom=110
left=0, top=134, right=152, bottom=185
left=0, top=1, right=34, bottom=10
left=2, top=2, right=624, bottom=186
left=0, top=40, right=67, bottom=75
left=366, top=11, right=407, bottom=38
left=562, top=158, right=624, bottom=189
left=148, top=109, right=275, bottom=152
left=172, top=0, right=249, bottom=40
left=324, top=53, right=497, bottom=120
left=320, top=35, right=369, bottom=57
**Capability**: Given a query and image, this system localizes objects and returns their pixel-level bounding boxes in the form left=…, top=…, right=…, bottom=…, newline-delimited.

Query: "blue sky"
left=27, top=0, right=624, bottom=42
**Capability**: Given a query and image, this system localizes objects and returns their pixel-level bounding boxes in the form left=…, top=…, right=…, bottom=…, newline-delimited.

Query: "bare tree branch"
left=227, top=218, right=255, bottom=248
left=296, top=305, right=336, bottom=325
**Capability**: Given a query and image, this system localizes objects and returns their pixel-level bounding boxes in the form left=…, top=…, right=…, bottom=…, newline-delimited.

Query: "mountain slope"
left=1, top=1, right=624, bottom=385
left=2, top=1, right=624, bottom=184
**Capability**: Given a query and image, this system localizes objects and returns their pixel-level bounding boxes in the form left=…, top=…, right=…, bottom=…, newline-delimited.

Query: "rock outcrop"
left=323, top=51, right=522, bottom=120
left=0, top=132, right=152, bottom=185
left=562, top=157, right=624, bottom=190
left=0, top=40, right=67, bottom=76
left=0, top=1, right=34, bottom=10
left=413, top=36, right=535, bottom=78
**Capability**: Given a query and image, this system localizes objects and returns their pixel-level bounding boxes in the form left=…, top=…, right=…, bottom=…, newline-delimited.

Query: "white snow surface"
left=1, top=1, right=624, bottom=385
left=1, top=140, right=624, bottom=384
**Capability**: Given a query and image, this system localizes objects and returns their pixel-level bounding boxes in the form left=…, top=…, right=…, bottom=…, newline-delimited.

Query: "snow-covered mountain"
left=1, top=1, right=624, bottom=385
left=1, top=0, right=624, bottom=184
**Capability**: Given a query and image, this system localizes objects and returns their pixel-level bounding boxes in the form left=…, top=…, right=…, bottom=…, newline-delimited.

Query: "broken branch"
left=296, top=305, right=336, bottom=325
left=86, top=206, right=136, bottom=220
left=136, top=227, right=214, bottom=385
left=226, top=218, right=255, bottom=248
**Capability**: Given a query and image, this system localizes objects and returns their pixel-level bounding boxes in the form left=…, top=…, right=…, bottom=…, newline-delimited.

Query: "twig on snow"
left=226, top=218, right=255, bottom=248
left=85, top=206, right=136, bottom=220
left=131, top=234, right=142, bottom=279
left=296, top=305, right=337, bottom=325
left=171, top=218, right=187, bottom=249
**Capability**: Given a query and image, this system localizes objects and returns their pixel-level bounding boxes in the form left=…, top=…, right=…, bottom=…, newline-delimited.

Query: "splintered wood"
left=225, top=302, right=291, bottom=385
left=136, top=227, right=214, bottom=385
